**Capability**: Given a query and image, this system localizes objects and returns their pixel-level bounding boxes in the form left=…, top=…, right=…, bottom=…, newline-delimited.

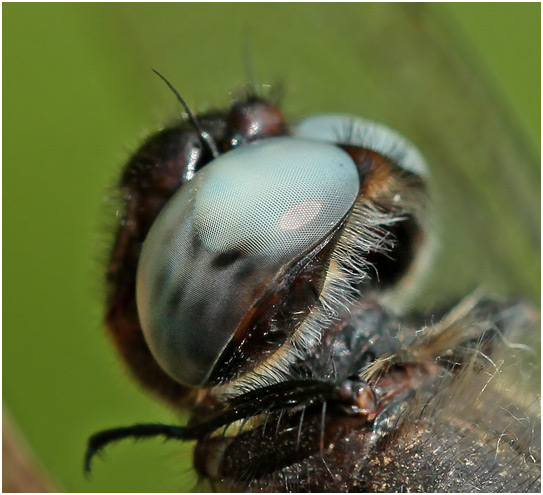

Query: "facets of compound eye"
left=294, top=114, right=428, bottom=177
left=136, top=136, right=360, bottom=388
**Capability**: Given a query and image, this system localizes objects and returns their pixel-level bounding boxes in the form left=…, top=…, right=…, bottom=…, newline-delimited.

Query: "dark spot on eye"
left=185, top=300, right=211, bottom=333
left=191, top=233, right=202, bottom=254
left=167, top=285, right=185, bottom=315
left=235, top=261, right=255, bottom=280
left=213, top=250, right=242, bottom=268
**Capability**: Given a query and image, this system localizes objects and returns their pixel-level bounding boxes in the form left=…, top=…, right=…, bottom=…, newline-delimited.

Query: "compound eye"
left=136, top=137, right=359, bottom=387
left=295, top=114, right=428, bottom=177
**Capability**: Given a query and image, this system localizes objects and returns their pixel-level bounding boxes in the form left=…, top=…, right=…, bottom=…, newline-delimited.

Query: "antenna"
left=152, top=69, right=219, bottom=158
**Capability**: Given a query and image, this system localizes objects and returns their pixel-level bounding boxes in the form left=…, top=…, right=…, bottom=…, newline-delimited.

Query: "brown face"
left=88, top=92, right=540, bottom=492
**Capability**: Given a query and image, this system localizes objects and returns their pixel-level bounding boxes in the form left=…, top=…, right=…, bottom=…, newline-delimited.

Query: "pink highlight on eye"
left=278, top=200, right=323, bottom=231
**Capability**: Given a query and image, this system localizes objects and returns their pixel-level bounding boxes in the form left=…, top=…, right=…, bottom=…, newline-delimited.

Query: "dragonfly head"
left=135, top=105, right=431, bottom=391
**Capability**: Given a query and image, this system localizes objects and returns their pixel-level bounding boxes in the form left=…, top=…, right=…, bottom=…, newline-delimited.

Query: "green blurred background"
left=3, top=3, right=540, bottom=492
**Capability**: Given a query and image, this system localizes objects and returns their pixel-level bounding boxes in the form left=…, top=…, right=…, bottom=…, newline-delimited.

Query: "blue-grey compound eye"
left=295, top=114, right=428, bottom=177
left=136, top=137, right=360, bottom=387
